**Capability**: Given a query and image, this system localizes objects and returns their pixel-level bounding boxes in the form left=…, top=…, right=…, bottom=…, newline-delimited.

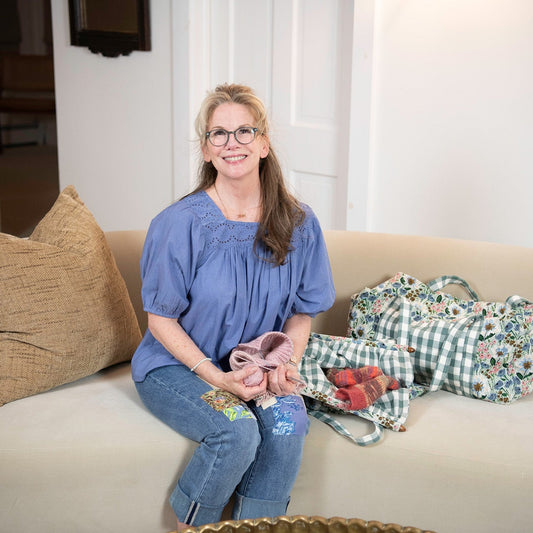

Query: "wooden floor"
left=0, top=144, right=59, bottom=237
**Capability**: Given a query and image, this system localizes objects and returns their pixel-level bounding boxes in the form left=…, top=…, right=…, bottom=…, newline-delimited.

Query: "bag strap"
left=427, top=275, right=479, bottom=301
left=307, top=410, right=384, bottom=446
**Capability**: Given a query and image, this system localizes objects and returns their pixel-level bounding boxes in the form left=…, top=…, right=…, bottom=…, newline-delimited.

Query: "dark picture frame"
left=68, top=0, right=151, bottom=58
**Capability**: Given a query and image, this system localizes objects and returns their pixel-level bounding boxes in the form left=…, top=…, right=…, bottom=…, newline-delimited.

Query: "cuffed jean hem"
left=232, top=492, right=290, bottom=521
left=170, top=483, right=227, bottom=527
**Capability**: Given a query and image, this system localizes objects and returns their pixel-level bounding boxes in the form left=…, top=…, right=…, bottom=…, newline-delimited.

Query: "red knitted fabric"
left=334, top=374, right=399, bottom=411
left=326, top=366, right=382, bottom=387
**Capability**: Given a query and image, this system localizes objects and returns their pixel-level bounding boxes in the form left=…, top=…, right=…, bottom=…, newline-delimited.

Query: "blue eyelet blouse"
left=131, top=190, right=335, bottom=382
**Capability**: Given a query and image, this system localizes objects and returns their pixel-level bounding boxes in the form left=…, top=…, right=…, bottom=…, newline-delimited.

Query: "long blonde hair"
left=192, top=83, right=304, bottom=266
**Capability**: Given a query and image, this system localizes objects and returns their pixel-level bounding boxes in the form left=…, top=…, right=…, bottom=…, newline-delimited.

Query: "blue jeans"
left=135, top=364, right=309, bottom=526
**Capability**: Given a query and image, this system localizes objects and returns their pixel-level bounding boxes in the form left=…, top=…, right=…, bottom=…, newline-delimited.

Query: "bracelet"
left=190, top=357, right=211, bottom=372
left=288, top=359, right=299, bottom=367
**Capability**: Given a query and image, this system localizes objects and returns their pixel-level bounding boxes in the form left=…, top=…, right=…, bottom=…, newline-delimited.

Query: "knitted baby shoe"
left=334, top=374, right=400, bottom=411
left=326, top=366, right=383, bottom=387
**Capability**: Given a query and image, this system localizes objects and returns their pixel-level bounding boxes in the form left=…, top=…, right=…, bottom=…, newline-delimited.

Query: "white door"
left=271, top=0, right=354, bottom=230
left=175, top=0, right=369, bottom=231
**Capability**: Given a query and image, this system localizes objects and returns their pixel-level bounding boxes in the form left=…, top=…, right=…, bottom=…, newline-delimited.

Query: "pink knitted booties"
left=229, top=331, right=294, bottom=386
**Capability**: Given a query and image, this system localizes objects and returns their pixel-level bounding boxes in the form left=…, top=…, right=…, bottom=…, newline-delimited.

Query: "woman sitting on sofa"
left=131, top=83, right=335, bottom=530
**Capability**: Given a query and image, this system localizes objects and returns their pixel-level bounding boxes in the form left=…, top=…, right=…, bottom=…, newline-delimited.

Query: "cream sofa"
left=1, top=229, right=532, bottom=533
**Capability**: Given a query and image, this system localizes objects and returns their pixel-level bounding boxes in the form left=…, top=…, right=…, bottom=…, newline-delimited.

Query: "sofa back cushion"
left=313, top=230, right=533, bottom=337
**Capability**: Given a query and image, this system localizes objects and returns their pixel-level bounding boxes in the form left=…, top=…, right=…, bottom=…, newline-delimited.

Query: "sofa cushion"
left=0, top=185, right=142, bottom=405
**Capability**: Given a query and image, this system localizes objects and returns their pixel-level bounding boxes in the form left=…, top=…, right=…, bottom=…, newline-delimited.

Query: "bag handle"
left=307, top=410, right=383, bottom=446
left=506, top=295, right=533, bottom=306
left=427, top=275, right=479, bottom=301
left=429, top=277, right=532, bottom=307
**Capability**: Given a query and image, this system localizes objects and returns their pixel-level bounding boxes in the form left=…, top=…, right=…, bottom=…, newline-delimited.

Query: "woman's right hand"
left=217, top=366, right=267, bottom=402
left=146, top=314, right=267, bottom=401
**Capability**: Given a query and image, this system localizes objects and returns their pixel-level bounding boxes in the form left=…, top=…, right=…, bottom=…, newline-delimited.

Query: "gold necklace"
left=213, top=183, right=261, bottom=220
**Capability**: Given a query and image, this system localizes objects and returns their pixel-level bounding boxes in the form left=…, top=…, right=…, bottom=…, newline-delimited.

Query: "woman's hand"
left=266, top=363, right=303, bottom=396
left=217, top=366, right=268, bottom=402
left=264, top=312, right=310, bottom=396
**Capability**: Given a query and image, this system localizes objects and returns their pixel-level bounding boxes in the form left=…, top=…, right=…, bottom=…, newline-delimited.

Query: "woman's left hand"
left=267, top=363, right=302, bottom=396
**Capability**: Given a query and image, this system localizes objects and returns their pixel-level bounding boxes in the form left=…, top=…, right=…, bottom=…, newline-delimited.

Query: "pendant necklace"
left=213, top=183, right=261, bottom=220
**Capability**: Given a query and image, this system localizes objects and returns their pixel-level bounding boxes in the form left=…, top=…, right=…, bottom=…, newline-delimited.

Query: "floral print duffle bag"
left=348, top=273, right=533, bottom=404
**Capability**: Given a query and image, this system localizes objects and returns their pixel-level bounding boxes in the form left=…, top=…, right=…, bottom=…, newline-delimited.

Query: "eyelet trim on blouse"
left=181, top=191, right=314, bottom=251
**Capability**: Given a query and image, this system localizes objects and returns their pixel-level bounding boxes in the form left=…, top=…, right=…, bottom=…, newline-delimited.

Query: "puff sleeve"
left=140, top=205, right=209, bottom=319
left=290, top=209, right=335, bottom=318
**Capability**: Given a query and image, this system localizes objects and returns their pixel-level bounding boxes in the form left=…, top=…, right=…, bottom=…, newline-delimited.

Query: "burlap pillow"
left=0, top=185, right=142, bottom=405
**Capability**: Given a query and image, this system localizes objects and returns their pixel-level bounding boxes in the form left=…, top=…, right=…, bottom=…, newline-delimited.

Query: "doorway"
left=0, top=0, right=59, bottom=237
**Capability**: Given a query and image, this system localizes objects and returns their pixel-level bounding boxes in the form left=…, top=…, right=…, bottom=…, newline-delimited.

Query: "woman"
left=132, top=83, right=335, bottom=529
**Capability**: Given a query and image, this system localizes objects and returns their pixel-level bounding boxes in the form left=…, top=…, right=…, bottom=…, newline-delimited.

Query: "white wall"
left=51, top=0, right=533, bottom=249
left=368, top=0, right=533, bottom=247
left=51, top=0, right=174, bottom=232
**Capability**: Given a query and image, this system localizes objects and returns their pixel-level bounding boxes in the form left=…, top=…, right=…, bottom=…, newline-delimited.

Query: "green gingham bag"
left=348, top=272, right=533, bottom=403
left=299, top=332, right=416, bottom=446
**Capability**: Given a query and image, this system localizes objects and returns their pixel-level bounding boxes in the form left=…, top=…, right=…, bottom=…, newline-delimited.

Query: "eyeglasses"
left=205, top=127, right=259, bottom=146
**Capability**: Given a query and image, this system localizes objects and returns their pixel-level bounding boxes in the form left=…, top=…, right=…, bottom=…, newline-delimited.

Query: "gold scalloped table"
left=168, top=515, right=437, bottom=533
